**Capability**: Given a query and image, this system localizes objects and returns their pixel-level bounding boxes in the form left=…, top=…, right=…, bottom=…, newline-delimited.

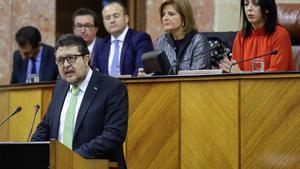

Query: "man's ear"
left=125, top=15, right=129, bottom=25
left=84, top=55, right=91, bottom=66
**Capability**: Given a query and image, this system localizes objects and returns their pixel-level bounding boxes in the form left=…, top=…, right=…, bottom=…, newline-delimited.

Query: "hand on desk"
left=219, top=57, right=242, bottom=73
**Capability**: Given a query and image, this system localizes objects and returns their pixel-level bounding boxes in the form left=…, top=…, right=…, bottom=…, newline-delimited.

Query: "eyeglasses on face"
left=74, top=24, right=95, bottom=30
left=55, top=54, right=84, bottom=65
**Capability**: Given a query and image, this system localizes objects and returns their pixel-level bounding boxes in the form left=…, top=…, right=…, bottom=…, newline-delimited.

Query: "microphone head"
left=34, top=104, right=40, bottom=109
left=11, top=106, right=22, bottom=116
left=34, top=104, right=40, bottom=114
left=270, top=50, right=278, bottom=55
left=16, top=106, right=22, bottom=113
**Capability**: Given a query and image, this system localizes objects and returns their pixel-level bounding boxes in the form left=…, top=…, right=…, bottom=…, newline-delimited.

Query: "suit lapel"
left=120, top=29, right=132, bottom=74
left=53, top=82, right=69, bottom=138
left=102, top=38, right=111, bottom=74
left=90, top=38, right=100, bottom=63
left=21, top=59, right=28, bottom=82
left=39, top=45, right=48, bottom=80
left=74, top=71, right=100, bottom=136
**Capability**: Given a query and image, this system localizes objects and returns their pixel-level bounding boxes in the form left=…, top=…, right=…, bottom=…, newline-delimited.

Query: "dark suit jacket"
left=31, top=70, right=128, bottom=169
left=90, top=37, right=102, bottom=65
left=10, top=44, right=58, bottom=84
left=93, top=28, right=153, bottom=76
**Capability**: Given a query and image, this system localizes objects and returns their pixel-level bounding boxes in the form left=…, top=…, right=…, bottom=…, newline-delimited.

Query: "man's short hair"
left=15, top=26, right=41, bottom=49
left=56, top=34, right=90, bottom=56
left=72, top=8, right=100, bottom=28
left=102, top=0, right=128, bottom=15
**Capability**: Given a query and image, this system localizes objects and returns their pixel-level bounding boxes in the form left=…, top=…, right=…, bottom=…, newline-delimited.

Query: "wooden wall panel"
left=126, top=82, right=179, bottom=169
left=8, top=89, right=43, bottom=142
left=41, top=87, right=54, bottom=117
left=241, top=78, right=300, bottom=169
left=181, top=80, right=239, bottom=169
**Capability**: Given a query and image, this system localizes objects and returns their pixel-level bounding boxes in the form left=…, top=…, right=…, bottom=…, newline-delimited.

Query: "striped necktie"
left=111, top=39, right=120, bottom=76
left=62, top=86, right=80, bottom=149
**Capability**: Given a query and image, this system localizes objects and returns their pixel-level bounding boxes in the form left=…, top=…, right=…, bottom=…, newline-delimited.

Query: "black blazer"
left=31, top=70, right=128, bottom=169
left=11, top=44, right=58, bottom=84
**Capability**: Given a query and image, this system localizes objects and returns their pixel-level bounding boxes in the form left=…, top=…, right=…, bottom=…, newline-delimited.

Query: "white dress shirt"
left=108, top=27, right=129, bottom=75
left=88, top=38, right=96, bottom=54
left=58, top=68, right=93, bottom=143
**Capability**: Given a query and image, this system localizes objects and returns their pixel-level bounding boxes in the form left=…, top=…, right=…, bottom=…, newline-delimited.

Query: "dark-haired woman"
left=220, top=0, right=295, bottom=72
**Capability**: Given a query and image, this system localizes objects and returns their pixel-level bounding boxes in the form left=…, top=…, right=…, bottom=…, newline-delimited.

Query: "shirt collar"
left=88, top=38, right=96, bottom=53
left=70, top=68, right=93, bottom=93
left=33, top=45, right=43, bottom=62
left=110, top=26, right=129, bottom=43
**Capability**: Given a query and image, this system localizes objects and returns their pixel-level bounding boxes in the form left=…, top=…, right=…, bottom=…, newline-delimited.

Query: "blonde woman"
left=154, top=0, right=211, bottom=73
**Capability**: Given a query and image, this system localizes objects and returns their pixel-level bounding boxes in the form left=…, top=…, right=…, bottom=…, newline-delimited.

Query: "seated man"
left=11, top=26, right=58, bottom=84
left=93, top=1, right=153, bottom=77
left=31, top=34, right=128, bottom=169
left=72, top=8, right=102, bottom=64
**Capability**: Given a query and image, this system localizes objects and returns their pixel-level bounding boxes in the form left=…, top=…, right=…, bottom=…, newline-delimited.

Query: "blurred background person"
left=11, top=26, right=58, bottom=84
left=93, top=1, right=153, bottom=77
left=72, top=8, right=102, bottom=64
left=220, top=0, right=295, bottom=73
left=154, top=0, right=211, bottom=74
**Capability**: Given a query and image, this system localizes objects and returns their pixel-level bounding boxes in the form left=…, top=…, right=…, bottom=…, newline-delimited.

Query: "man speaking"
left=31, top=34, right=128, bottom=169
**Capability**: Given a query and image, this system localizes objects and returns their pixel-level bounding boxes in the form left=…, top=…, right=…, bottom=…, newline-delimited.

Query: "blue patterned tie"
left=31, top=58, right=36, bottom=74
left=111, top=40, right=120, bottom=75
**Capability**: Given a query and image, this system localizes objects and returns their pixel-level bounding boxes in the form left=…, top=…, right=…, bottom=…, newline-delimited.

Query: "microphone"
left=27, top=104, right=40, bottom=142
left=0, top=106, right=22, bottom=127
left=168, top=45, right=220, bottom=74
left=229, top=50, right=278, bottom=73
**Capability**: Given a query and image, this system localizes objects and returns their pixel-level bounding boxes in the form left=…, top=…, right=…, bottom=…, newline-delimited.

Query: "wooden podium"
left=50, top=140, right=117, bottom=169
left=0, top=73, right=300, bottom=169
left=0, top=140, right=117, bottom=169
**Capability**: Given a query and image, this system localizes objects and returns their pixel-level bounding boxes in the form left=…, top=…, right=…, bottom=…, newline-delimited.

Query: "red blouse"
left=232, top=25, right=295, bottom=72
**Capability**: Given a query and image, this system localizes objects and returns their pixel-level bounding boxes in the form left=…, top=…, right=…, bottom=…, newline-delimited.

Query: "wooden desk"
left=1, top=73, right=299, bottom=169
left=0, top=83, right=53, bottom=141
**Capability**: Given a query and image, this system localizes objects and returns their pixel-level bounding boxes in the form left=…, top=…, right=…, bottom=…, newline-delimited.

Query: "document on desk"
left=178, top=69, right=223, bottom=75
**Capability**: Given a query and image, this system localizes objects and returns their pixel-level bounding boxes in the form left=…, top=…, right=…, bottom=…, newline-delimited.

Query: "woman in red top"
left=220, top=0, right=295, bottom=72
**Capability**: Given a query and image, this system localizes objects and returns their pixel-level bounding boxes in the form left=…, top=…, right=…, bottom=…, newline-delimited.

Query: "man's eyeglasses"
left=55, top=54, right=84, bottom=65
left=74, top=24, right=95, bottom=30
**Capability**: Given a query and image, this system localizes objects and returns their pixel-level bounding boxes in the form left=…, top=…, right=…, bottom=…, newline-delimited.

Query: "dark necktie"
left=31, top=58, right=36, bottom=74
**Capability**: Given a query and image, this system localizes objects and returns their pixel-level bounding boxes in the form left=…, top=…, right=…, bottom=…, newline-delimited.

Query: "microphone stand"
left=27, top=104, right=40, bottom=142
left=0, top=106, right=22, bottom=127
left=229, top=50, right=278, bottom=73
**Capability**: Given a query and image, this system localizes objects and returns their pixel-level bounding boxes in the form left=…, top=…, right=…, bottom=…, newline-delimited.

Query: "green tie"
left=62, top=86, right=80, bottom=149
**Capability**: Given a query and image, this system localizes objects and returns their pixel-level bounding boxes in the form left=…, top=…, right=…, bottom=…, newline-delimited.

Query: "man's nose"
left=109, top=17, right=116, bottom=23
left=80, top=27, right=86, bottom=32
